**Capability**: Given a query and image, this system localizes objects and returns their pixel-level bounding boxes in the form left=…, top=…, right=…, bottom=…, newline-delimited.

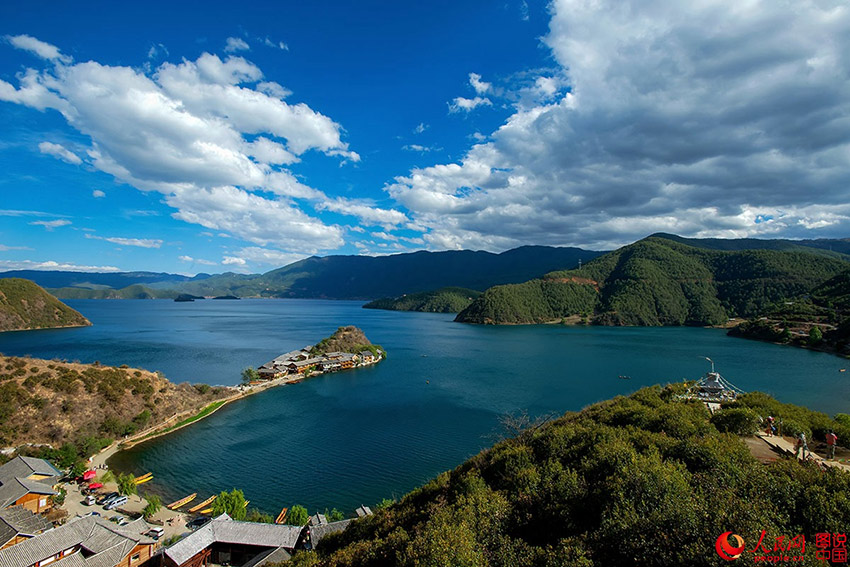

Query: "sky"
left=1, top=0, right=849, bottom=275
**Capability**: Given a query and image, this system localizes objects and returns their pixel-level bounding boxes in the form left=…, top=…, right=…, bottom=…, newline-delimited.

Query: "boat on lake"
left=167, top=493, right=197, bottom=509
left=188, top=495, right=216, bottom=513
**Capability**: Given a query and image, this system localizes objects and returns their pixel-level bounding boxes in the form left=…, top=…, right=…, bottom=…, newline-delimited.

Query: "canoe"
left=135, top=476, right=153, bottom=485
left=167, top=493, right=197, bottom=509
left=244, top=500, right=250, bottom=507
left=275, top=508, right=288, bottom=524
left=134, top=472, right=153, bottom=482
left=199, top=508, right=212, bottom=514
left=188, top=495, right=216, bottom=513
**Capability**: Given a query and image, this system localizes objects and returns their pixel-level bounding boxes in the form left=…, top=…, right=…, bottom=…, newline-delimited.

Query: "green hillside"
left=457, top=237, right=850, bottom=325
left=812, top=270, right=850, bottom=310
left=363, top=287, right=482, bottom=313
left=0, top=278, right=91, bottom=332
left=291, top=385, right=850, bottom=566
left=50, top=283, right=178, bottom=299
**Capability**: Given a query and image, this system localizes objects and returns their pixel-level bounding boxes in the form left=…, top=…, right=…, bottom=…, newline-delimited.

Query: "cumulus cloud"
left=0, top=260, right=121, bottom=272
left=0, top=38, right=360, bottom=256
left=84, top=234, right=163, bottom=248
left=29, top=219, right=71, bottom=230
left=224, top=37, right=250, bottom=53
left=38, top=141, right=82, bottom=164
left=389, top=0, right=850, bottom=250
left=92, top=190, right=105, bottom=198
left=448, top=96, right=492, bottom=113
left=316, top=197, right=408, bottom=229
left=468, top=73, right=491, bottom=94
left=402, top=144, right=441, bottom=152
left=223, top=246, right=304, bottom=267
left=263, top=37, right=288, bottom=51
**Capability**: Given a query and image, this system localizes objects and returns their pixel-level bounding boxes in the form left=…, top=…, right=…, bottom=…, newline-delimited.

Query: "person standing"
left=826, top=430, right=838, bottom=460
left=794, top=432, right=810, bottom=460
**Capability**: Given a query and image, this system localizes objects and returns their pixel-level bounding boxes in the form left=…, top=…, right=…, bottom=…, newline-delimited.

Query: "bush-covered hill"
left=363, top=287, right=482, bottom=313
left=291, top=385, right=850, bottom=567
left=0, top=355, right=230, bottom=463
left=310, top=326, right=382, bottom=357
left=456, top=237, right=850, bottom=325
left=49, top=284, right=178, bottom=299
left=0, top=278, right=91, bottom=332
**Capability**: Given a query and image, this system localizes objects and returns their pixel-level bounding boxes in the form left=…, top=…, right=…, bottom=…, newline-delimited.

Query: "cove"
left=1, top=299, right=846, bottom=513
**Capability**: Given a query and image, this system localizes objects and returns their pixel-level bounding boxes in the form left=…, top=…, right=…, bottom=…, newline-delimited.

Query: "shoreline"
left=99, top=358, right=384, bottom=464
left=0, top=322, right=91, bottom=334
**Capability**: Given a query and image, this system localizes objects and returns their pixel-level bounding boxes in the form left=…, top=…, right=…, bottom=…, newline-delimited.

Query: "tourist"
left=826, top=430, right=838, bottom=460
left=794, top=432, right=809, bottom=460
left=766, top=416, right=775, bottom=437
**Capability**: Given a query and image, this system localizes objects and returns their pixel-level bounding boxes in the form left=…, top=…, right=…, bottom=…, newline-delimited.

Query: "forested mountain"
left=290, top=384, right=850, bottom=566
left=456, top=237, right=850, bottom=325
left=0, top=270, right=210, bottom=290
left=0, top=278, right=90, bottom=332
left=363, top=287, right=482, bottom=313
left=651, top=233, right=850, bottom=257
left=40, top=246, right=601, bottom=300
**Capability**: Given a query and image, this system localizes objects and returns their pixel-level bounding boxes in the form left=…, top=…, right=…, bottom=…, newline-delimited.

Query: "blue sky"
left=2, top=0, right=850, bottom=274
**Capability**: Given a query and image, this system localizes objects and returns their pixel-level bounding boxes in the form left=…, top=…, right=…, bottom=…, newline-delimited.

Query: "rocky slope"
left=0, top=278, right=91, bottom=332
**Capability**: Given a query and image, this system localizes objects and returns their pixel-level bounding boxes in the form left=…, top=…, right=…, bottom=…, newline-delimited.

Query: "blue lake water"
left=0, top=299, right=847, bottom=514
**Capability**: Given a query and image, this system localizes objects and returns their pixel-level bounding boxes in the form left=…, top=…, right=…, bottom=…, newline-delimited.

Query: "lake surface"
left=1, top=299, right=847, bottom=514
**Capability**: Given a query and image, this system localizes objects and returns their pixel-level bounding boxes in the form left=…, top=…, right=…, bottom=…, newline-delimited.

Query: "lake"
left=0, top=299, right=846, bottom=514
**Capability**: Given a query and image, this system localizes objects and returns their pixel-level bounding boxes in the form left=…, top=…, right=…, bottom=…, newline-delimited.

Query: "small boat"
left=840, top=369, right=846, bottom=373
left=618, top=375, right=631, bottom=380
left=167, top=493, right=197, bottom=509
left=135, top=476, right=153, bottom=485
left=244, top=500, right=250, bottom=507
left=275, top=508, right=288, bottom=524
left=134, top=472, right=153, bottom=483
left=188, top=495, right=216, bottom=513
left=199, top=508, right=212, bottom=514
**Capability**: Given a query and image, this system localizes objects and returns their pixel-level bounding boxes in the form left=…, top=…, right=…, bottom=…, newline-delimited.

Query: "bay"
left=0, top=299, right=847, bottom=514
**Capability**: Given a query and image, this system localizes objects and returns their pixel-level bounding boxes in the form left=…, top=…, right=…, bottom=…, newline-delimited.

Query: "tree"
left=143, top=494, right=161, bottom=518
left=809, top=325, right=823, bottom=344
left=117, top=472, right=137, bottom=496
left=246, top=508, right=273, bottom=523
left=211, top=489, right=247, bottom=521
left=287, top=505, right=309, bottom=526
left=241, top=367, right=259, bottom=385
left=326, top=508, right=345, bottom=522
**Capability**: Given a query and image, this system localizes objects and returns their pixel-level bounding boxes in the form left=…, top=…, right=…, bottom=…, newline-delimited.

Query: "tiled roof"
left=0, top=478, right=57, bottom=509
left=0, top=506, right=52, bottom=536
left=163, top=514, right=302, bottom=567
left=0, top=521, right=16, bottom=548
left=307, top=520, right=351, bottom=548
left=0, top=458, right=59, bottom=483
left=0, top=514, right=154, bottom=567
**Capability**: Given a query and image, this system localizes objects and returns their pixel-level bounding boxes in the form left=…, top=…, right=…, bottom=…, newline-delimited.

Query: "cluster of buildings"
left=0, top=455, right=373, bottom=567
left=161, top=510, right=371, bottom=567
left=257, top=347, right=382, bottom=381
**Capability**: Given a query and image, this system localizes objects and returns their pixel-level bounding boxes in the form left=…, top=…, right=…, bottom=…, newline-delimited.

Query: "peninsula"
left=0, top=278, right=90, bottom=332
left=253, top=326, right=384, bottom=382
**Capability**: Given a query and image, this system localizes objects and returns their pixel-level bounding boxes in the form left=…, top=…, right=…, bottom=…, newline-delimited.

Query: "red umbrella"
left=87, top=482, right=103, bottom=490
left=83, top=470, right=97, bottom=481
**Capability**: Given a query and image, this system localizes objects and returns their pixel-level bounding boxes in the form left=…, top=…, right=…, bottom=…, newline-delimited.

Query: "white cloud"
left=38, top=141, right=82, bottom=164
left=468, top=73, right=491, bottom=95
left=449, top=96, right=492, bottom=113
left=29, top=219, right=71, bottom=230
left=0, top=41, right=359, bottom=255
left=372, top=231, right=398, bottom=241
left=402, top=144, right=441, bottom=152
left=263, top=37, right=288, bottom=51
left=0, top=259, right=120, bottom=272
left=179, top=255, right=217, bottom=266
left=413, top=122, right=428, bottom=134
left=388, top=0, right=850, bottom=250
left=5, top=35, right=71, bottom=63
left=315, top=197, right=408, bottom=229
left=224, top=246, right=304, bottom=267
left=224, top=37, right=250, bottom=53
left=147, top=43, right=168, bottom=60
left=0, top=244, right=31, bottom=251
left=84, top=234, right=163, bottom=248
left=92, top=190, right=105, bottom=198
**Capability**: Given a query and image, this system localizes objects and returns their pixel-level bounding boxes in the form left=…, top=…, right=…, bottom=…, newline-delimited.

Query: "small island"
left=249, top=326, right=385, bottom=383
left=363, top=287, right=481, bottom=313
